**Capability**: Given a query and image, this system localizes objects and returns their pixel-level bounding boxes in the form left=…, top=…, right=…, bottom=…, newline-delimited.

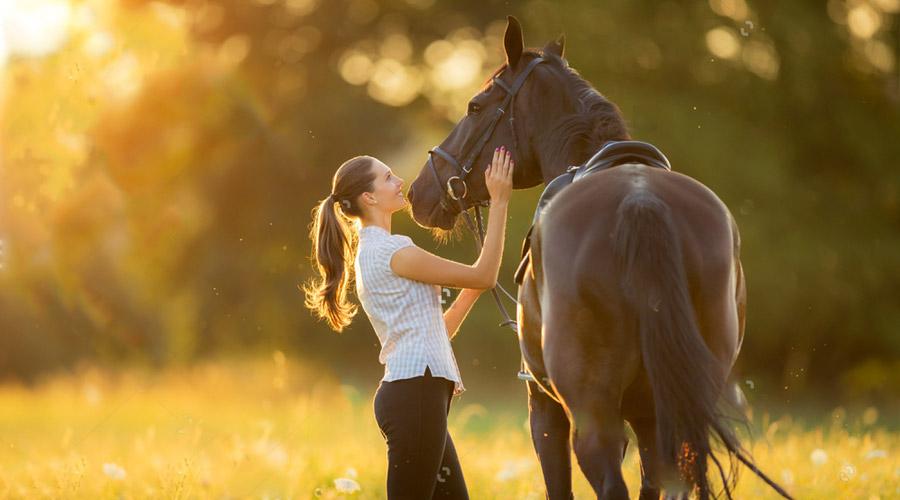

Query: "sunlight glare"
left=430, top=42, right=483, bottom=90
left=847, top=3, right=882, bottom=39
left=708, top=0, right=749, bottom=21
left=82, top=30, right=114, bottom=58
left=339, top=49, right=374, bottom=85
left=0, top=0, right=71, bottom=62
left=863, top=39, right=895, bottom=73
left=379, top=33, right=413, bottom=62
left=743, top=40, right=780, bottom=80
left=99, top=52, right=142, bottom=101
left=705, top=27, right=741, bottom=60
left=870, top=0, right=900, bottom=13
left=284, top=0, right=319, bottom=18
left=367, top=57, right=422, bottom=106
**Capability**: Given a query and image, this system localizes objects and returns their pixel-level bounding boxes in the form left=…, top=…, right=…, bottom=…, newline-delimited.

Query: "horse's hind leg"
left=630, top=417, right=662, bottom=500
left=527, top=380, right=574, bottom=499
left=545, top=312, right=632, bottom=499
left=567, top=393, right=629, bottom=499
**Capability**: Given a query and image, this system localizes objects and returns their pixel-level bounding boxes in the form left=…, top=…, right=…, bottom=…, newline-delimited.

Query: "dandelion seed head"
left=840, top=463, right=856, bottom=481
left=495, top=458, right=532, bottom=481
left=780, top=468, right=794, bottom=486
left=334, top=477, right=361, bottom=493
left=102, top=462, right=127, bottom=480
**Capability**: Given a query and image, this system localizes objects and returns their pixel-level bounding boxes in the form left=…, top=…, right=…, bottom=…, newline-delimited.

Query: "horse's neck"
left=534, top=130, right=621, bottom=184
left=536, top=144, right=589, bottom=184
left=532, top=104, right=630, bottom=184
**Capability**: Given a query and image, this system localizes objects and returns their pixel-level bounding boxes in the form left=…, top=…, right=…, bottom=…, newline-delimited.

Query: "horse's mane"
left=532, top=50, right=630, bottom=170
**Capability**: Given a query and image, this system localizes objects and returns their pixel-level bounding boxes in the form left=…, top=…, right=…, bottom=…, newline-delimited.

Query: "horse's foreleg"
left=527, top=380, right=573, bottom=500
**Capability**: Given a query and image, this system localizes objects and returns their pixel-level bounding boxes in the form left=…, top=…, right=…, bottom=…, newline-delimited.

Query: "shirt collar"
left=359, top=225, right=391, bottom=238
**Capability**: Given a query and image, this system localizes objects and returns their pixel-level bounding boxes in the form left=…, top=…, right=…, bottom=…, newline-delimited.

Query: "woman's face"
left=366, top=160, right=407, bottom=213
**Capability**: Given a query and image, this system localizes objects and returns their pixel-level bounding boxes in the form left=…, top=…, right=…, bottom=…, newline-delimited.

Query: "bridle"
left=424, top=56, right=548, bottom=339
left=426, top=56, right=546, bottom=214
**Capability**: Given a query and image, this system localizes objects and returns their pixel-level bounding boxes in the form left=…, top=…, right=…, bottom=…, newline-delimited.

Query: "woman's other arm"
left=443, top=288, right=486, bottom=340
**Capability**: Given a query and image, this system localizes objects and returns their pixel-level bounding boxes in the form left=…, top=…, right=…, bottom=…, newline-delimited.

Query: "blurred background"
left=0, top=0, right=898, bottom=415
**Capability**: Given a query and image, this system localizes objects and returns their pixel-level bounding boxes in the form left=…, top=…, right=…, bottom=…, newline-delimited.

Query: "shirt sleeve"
left=381, top=235, right=415, bottom=277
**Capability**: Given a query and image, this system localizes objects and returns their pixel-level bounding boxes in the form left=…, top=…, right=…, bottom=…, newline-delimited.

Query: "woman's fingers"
left=488, top=149, right=499, bottom=177
left=487, top=147, right=512, bottom=182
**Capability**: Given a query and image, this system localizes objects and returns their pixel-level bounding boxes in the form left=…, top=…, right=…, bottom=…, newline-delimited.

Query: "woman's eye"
left=467, top=102, right=480, bottom=115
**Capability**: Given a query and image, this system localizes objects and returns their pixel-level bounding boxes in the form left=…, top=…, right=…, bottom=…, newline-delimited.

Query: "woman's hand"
left=443, top=287, right=488, bottom=340
left=485, top=146, right=514, bottom=205
left=434, top=285, right=487, bottom=296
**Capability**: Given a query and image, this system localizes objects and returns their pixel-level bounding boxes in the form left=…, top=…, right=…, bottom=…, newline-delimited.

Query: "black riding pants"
left=373, top=366, right=469, bottom=499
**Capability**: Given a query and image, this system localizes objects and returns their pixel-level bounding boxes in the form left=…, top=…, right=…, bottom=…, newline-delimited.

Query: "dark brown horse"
left=407, top=16, right=791, bottom=500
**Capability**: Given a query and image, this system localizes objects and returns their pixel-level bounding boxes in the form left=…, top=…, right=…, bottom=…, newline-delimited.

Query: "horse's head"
left=407, top=16, right=568, bottom=232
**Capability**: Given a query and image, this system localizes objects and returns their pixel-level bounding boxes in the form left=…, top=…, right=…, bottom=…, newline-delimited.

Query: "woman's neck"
left=361, top=212, right=391, bottom=233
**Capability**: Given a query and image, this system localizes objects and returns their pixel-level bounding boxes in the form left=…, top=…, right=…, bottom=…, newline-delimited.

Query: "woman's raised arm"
left=390, top=147, right=514, bottom=289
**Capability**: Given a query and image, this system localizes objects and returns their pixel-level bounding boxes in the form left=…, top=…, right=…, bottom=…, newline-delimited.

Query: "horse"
left=406, top=16, right=791, bottom=500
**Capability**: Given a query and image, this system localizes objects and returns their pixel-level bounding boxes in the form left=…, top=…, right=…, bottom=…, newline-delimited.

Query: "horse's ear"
left=504, top=15, right=524, bottom=68
left=543, top=33, right=565, bottom=59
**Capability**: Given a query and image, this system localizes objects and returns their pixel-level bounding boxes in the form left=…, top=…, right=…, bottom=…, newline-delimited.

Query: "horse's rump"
left=536, top=164, right=749, bottom=497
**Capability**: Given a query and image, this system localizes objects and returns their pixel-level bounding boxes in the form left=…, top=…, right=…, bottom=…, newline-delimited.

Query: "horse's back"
left=540, top=164, right=735, bottom=292
left=537, top=164, right=741, bottom=370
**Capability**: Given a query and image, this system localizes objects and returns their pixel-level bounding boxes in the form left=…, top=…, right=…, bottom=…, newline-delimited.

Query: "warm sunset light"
left=0, top=2, right=896, bottom=498
left=705, top=26, right=741, bottom=60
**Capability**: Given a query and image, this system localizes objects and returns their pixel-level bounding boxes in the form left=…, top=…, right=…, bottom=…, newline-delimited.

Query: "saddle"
left=513, top=141, right=672, bottom=285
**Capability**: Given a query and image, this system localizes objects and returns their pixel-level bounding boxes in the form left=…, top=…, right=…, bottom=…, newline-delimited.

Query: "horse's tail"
left=611, top=190, right=792, bottom=500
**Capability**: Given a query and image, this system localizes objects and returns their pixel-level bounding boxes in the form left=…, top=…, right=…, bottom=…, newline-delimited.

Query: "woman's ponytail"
left=301, top=156, right=376, bottom=332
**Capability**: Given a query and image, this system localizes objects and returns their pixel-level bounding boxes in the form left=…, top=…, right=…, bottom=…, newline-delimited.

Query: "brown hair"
left=302, top=155, right=378, bottom=332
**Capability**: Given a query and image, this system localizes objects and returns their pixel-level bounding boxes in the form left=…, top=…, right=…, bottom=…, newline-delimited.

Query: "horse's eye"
left=467, top=102, right=481, bottom=115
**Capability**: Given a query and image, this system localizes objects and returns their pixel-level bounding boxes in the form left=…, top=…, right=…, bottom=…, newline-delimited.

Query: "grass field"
left=0, top=354, right=896, bottom=499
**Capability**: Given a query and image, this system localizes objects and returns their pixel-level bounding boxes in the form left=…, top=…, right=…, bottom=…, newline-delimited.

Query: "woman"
left=303, top=147, right=514, bottom=498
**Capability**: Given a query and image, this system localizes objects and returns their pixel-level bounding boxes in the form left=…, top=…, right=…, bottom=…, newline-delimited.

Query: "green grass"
left=0, top=355, right=896, bottom=498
